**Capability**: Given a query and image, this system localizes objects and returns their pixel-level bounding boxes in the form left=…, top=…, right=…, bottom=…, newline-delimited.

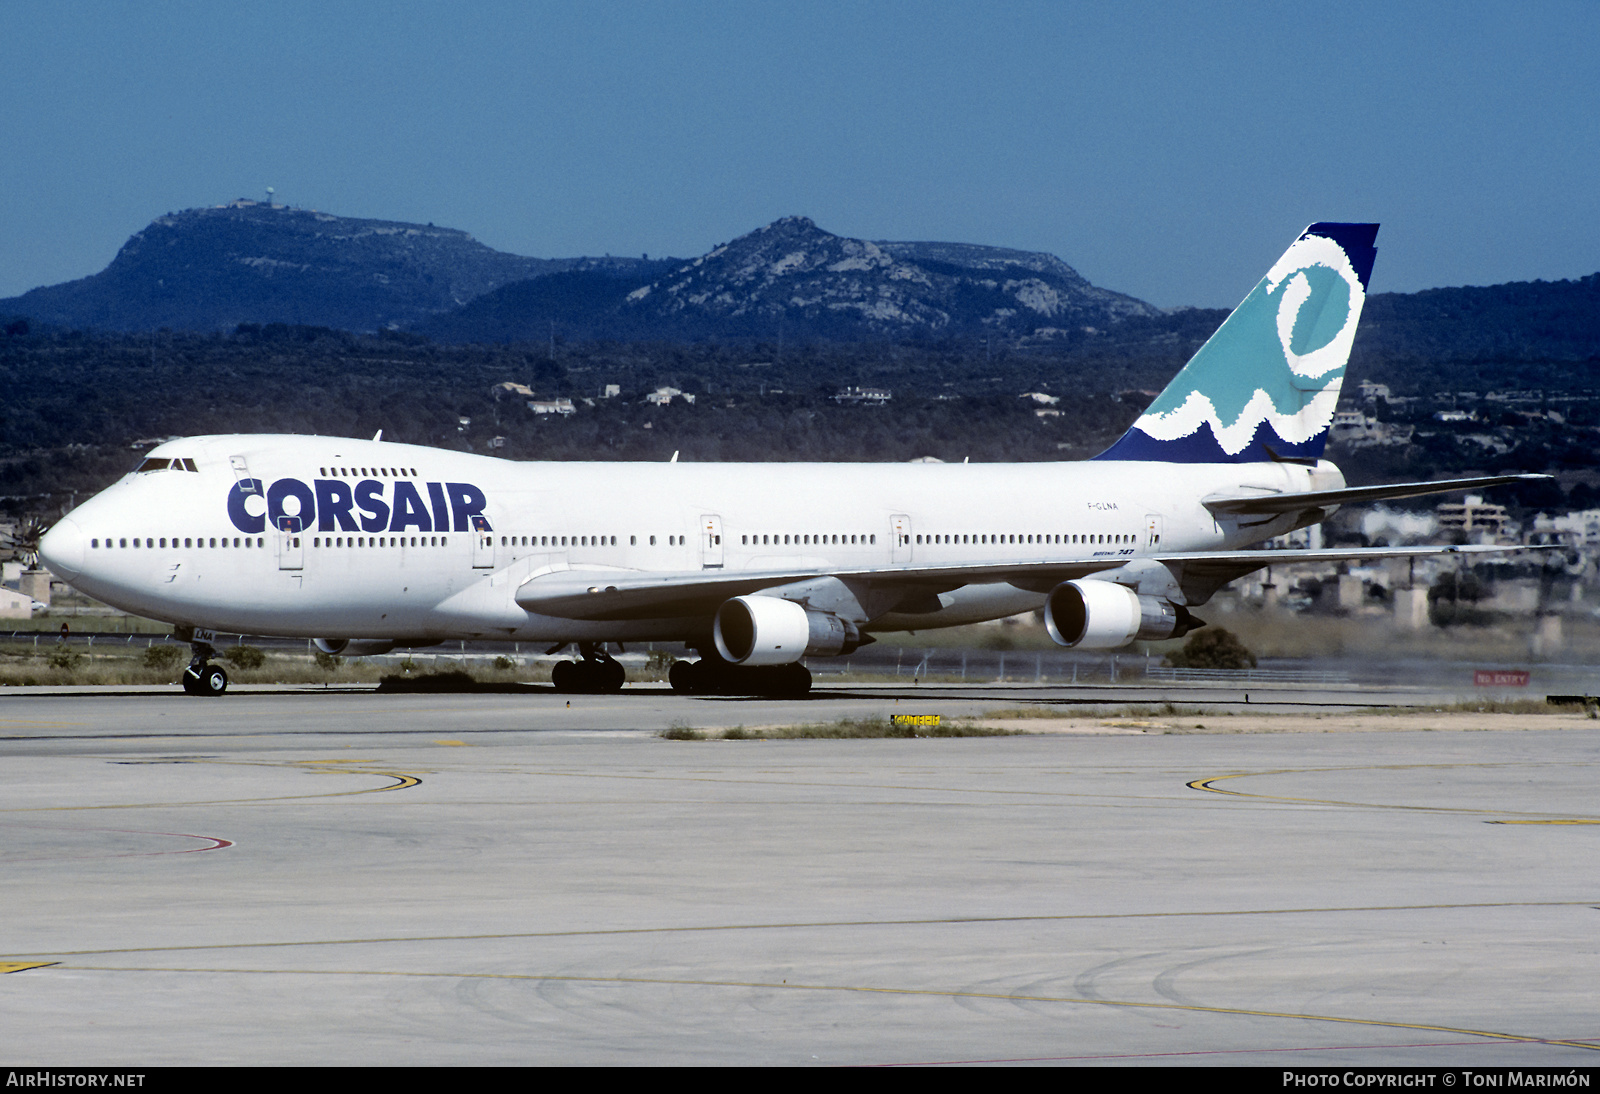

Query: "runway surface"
left=4, top=682, right=1600, bottom=1066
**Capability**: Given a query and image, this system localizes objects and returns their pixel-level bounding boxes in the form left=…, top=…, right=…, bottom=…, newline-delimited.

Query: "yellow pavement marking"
left=55, top=964, right=1600, bottom=1051
left=9, top=899, right=1598, bottom=961
left=434, top=740, right=469, bottom=746
left=1188, top=765, right=1600, bottom=823
left=0, top=962, right=58, bottom=974
left=0, top=759, right=421, bottom=813
left=1492, top=819, right=1600, bottom=825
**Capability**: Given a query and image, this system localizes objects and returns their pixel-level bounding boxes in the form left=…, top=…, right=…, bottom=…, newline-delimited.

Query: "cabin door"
left=472, top=514, right=495, bottom=568
left=701, top=514, right=724, bottom=569
left=277, top=516, right=304, bottom=570
left=891, top=514, right=912, bottom=564
left=1145, top=514, right=1163, bottom=550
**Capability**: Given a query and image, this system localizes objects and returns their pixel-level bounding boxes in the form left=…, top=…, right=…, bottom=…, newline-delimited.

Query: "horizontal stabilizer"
left=1155, top=542, right=1550, bottom=567
left=1203, top=474, right=1551, bottom=517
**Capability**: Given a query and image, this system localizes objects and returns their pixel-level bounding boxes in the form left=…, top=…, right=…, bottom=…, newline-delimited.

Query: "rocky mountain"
left=22, top=204, right=1590, bottom=357
left=0, top=200, right=654, bottom=333
left=422, top=216, right=1160, bottom=342
left=631, top=216, right=1159, bottom=334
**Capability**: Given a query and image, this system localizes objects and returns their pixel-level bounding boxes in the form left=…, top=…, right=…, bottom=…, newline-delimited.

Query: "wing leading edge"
left=513, top=542, right=1538, bottom=622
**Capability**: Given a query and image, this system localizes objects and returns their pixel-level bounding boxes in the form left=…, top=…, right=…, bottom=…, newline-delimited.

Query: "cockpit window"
left=134, top=456, right=199, bottom=473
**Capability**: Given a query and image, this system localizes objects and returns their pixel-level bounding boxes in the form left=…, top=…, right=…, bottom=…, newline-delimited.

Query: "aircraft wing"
left=1202, top=474, right=1549, bottom=517
left=514, top=543, right=1536, bottom=622
left=514, top=558, right=1130, bottom=621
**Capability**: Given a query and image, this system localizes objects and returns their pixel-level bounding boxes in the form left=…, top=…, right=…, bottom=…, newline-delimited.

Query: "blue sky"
left=3, top=1, right=1597, bottom=307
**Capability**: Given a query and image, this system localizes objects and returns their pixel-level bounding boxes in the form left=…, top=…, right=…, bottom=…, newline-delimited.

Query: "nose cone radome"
left=38, top=517, right=85, bottom=580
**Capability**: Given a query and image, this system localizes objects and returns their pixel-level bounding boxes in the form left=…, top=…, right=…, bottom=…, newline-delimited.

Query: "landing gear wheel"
left=181, top=638, right=222, bottom=697
left=777, top=662, right=812, bottom=696
left=184, top=664, right=228, bottom=696
left=669, top=657, right=810, bottom=697
left=553, top=651, right=628, bottom=694
left=668, top=659, right=699, bottom=694
left=200, top=664, right=228, bottom=695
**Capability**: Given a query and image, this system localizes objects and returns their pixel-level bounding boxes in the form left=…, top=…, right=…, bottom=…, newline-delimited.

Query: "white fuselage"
left=40, top=435, right=1336, bottom=645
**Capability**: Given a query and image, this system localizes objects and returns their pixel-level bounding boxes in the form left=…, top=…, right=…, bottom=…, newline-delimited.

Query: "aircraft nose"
left=38, top=517, right=85, bottom=580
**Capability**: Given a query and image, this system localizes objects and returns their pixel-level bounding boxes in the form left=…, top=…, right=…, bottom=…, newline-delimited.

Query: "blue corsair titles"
left=39, top=222, right=1543, bottom=696
left=226, top=474, right=490, bottom=538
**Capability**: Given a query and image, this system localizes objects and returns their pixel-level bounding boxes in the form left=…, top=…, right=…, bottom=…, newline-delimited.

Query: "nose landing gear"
left=180, top=638, right=228, bottom=696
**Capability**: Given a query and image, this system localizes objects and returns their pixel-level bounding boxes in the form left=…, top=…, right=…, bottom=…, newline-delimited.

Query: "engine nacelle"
left=1043, top=580, right=1201, bottom=649
left=714, top=596, right=863, bottom=665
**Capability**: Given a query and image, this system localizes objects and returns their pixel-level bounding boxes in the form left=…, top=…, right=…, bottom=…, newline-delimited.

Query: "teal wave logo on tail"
left=1096, top=222, right=1378, bottom=463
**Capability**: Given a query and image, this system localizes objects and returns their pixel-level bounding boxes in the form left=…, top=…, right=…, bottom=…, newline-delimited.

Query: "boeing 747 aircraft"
left=38, top=223, right=1542, bottom=695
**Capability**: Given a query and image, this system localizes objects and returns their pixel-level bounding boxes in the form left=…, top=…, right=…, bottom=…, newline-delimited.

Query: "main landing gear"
left=180, top=639, right=228, bottom=696
left=551, top=641, right=626, bottom=694
left=668, top=655, right=811, bottom=697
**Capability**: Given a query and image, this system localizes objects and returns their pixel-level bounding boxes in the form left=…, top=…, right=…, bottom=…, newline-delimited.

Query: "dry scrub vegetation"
left=0, top=640, right=568, bottom=688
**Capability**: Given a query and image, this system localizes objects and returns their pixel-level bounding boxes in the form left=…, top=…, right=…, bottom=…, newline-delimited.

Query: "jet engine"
left=713, top=596, right=866, bottom=665
left=1043, top=580, right=1202, bottom=649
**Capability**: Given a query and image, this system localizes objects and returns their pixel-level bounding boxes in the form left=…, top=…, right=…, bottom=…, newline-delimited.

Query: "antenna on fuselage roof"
left=670, top=450, right=679, bottom=463
left=373, top=430, right=383, bottom=441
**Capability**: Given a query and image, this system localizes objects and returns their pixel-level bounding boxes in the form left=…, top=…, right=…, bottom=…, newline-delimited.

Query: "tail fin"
left=1094, top=222, right=1378, bottom=463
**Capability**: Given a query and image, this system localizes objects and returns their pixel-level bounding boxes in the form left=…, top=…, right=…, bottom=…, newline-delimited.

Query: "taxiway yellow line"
left=1188, top=766, right=1600, bottom=822
left=51, top=963, right=1600, bottom=1051
left=7, top=898, right=1597, bottom=961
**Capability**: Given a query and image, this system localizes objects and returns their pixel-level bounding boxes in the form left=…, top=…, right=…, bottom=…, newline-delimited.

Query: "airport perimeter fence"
left=11, top=630, right=1596, bottom=695
left=1143, top=665, right=1351, bottom=685
left=807, top=646, right=1155, bottom=684
left=3, top=632, right=1153, bottom=684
